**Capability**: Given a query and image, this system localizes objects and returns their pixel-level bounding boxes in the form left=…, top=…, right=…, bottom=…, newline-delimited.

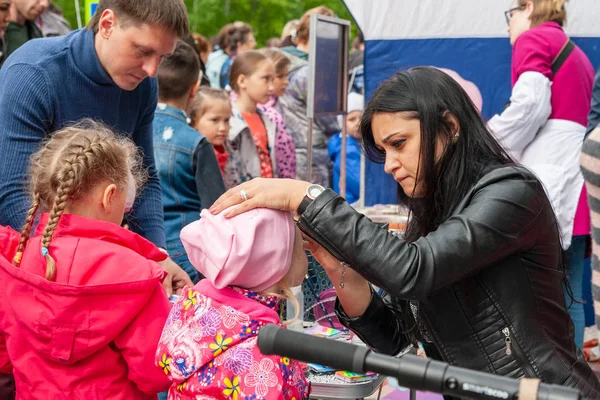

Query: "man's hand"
left=158, top=257, right=193, bottom=297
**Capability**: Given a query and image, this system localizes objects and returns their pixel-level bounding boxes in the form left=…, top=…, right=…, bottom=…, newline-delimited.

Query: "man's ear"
left=98, top=9, right=117, bottom=40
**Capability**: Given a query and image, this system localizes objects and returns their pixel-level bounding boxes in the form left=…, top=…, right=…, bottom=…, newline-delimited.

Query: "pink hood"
left=0, top=214, right=172, bottom=399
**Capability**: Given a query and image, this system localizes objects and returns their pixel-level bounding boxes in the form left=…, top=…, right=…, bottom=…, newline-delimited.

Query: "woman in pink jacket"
left=0, top=120, right=172, bottom=399
left=488, top=0, right=595, bottom=348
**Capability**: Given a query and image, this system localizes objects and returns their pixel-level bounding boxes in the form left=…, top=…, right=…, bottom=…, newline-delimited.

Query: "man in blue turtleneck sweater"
left=0, top=0, right=193, bottom=294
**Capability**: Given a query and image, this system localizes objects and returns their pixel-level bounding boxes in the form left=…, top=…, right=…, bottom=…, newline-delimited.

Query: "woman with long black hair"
left=210, top=67, right=600, bottom=396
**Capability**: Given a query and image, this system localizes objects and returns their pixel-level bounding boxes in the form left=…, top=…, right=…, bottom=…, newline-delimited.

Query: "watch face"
left=308, top=185, right=325, bottom=199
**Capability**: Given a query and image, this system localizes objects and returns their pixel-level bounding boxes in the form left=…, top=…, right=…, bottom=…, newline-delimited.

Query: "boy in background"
left=153, top=40, right=226, bottom=283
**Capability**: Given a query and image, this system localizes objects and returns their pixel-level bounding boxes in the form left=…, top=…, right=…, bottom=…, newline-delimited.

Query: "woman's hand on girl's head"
left=209, top=178, right=311, bottom=218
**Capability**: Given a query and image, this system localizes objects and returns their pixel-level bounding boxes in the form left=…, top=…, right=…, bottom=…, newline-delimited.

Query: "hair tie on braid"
left=12, top=252, right=23, bottom=265
left=41, top=247, right=49, bottom=257
left=14, top=193, right=40, bottom=266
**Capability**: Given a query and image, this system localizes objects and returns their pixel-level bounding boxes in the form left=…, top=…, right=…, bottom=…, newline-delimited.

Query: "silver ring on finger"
left=240, top=189, right=248, bottom=202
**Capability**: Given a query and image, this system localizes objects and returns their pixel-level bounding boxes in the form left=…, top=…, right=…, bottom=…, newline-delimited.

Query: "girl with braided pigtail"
left=0, top=119, right=173, bottom=399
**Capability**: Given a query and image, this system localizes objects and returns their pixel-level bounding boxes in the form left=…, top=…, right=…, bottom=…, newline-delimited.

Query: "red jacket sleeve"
left=0, top=243, right=16, bottom=374
left=513, top=30, right=553, bottom=81
left=113, top=275, right=172, bottom=395
left=0, top=336, right=10, bottom=374
left=0, top=226, right=21, bottom=263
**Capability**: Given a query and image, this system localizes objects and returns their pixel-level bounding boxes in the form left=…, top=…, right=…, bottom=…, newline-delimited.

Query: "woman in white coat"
left=489, top=0, right=595, bottom=348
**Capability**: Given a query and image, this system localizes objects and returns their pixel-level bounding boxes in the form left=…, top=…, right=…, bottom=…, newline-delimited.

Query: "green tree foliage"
left=52, top=0, right=357, bottom=46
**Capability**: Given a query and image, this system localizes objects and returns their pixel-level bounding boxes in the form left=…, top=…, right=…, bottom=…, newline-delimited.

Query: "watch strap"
left=297, top=196, right=312, bottom=216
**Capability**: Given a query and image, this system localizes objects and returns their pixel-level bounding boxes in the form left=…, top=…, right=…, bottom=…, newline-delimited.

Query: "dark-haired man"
left=3, top=0, right=47, bottom=57
left=0, top=0, right=193, bottom=295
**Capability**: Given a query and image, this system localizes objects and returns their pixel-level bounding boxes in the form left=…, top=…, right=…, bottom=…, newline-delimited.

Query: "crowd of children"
left=152, top=24, right=365, bottom=285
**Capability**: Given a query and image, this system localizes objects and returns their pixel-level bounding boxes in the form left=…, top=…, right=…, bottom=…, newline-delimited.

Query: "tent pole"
left=306, top=118, right=314, bottom=183
left=359, top=152, right=366, bottom=208
left=339, top=113, right=347, bottom=199
left=74, top=0, right=83, bottom=29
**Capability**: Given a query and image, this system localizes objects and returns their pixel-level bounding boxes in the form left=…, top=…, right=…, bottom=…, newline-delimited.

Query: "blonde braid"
left=13, top=193, right=40, bottom=266
left=41, top=141, right=102, bottom=281
left=27, top=119, right=146, bottom=281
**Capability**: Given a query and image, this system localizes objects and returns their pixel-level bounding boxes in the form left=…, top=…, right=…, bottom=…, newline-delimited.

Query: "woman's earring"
left=339, top=262, right=348, bottom=289
left=452, top=132, right=460, bottom=143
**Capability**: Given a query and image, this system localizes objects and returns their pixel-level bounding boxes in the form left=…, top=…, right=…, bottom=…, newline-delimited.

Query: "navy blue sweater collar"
left=71, top=28, right=114, bottom=86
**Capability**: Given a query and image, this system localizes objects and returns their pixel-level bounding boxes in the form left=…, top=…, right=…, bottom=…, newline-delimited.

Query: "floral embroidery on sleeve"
left=184, top=290, right=200, bottom=311
left=158, top=353, right=172, bottom=375
left=219, top=305, right=250, bottom=329
left=244, top=359, right=279, bottom=397
left=199, top=308, right=222, bottom=337
left=198, top=361, right=219, bottom=386
left=155, top=287, right=309, bottom=399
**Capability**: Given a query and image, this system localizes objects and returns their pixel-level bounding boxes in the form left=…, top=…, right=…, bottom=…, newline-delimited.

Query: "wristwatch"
left=297, top=184, right=326, bottom=216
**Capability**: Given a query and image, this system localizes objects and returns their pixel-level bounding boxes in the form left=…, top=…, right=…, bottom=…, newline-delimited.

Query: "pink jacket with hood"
left=0, top=213, right=172, bottom=399
left=156, top=208, right=309, bottom=400
left=156, top=282, right=308, bottom=400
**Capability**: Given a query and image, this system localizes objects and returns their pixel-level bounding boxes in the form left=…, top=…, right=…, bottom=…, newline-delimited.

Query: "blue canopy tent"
left=342, top=0, right=600, bottom=205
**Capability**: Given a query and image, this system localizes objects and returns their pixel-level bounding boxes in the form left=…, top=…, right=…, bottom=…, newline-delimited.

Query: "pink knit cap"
left=180, top=208, right=296, bottom=291
left=436, top=68, right=483, bottom=112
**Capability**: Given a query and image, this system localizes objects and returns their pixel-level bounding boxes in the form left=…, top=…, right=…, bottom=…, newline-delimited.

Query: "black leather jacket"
left=297, top=166, right=600, bottom=398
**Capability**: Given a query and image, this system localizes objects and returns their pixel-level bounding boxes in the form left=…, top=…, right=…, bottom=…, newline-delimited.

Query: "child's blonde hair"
left=189, top=87, right=231, bottom=127
left=13, top=119, right=147, bottom=281
left=260, top=282, right=302, bottom=324
left=258, top=228, right=307, bottom=324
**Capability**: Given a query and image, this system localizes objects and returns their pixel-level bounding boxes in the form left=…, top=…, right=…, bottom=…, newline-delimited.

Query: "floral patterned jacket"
left=156, top=280, right=309, bottom=400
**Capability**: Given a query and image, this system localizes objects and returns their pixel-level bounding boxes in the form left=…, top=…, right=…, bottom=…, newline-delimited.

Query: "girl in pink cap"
left=155, top=208, right=310, bottom=400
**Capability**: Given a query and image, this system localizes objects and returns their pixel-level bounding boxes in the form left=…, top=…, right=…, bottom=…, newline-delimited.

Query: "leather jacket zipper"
left=502, top=327, right=537, bottom=378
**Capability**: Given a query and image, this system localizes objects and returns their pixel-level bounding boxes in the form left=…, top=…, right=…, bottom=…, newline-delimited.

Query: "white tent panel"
left=344, top=0, right=600, bottom=40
